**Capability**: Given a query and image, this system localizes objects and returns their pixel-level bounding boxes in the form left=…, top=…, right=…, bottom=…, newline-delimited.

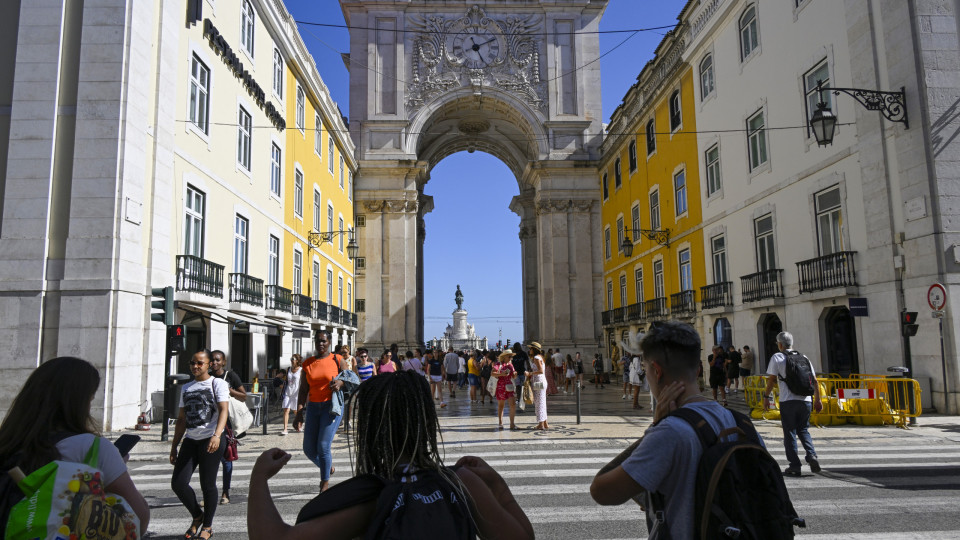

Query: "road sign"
left=933, top=310, right=945, bottom=319
left=928, top=282, right=947, bottom=310
left=848, top=297, right=868, bottom=317
left=838, top=388, right=875, bottom=399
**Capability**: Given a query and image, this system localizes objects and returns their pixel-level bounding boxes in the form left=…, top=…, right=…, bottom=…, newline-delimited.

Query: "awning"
left=262, top=315, right=312, bottom=339
left=218, top=308, right=280, bottom=336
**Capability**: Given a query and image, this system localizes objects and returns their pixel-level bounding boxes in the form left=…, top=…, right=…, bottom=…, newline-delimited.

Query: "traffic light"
left=901, top=311, right=919, bottom=337
left=167, top=325, right=186, bottom=354
left=506, top=339, right=511, bottom=348
left=150, top=286, right=174, bottom=326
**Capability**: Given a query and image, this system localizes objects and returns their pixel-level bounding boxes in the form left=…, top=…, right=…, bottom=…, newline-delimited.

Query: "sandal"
left=198, top=527, right=214, bottom=540
left=722, top=400, right=728, bottom=407
left=184, top=514, right=204, bottom=539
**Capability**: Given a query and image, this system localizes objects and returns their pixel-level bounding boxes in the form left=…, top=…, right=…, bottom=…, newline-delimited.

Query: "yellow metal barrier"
left=743, top=375, right=921, bottom=428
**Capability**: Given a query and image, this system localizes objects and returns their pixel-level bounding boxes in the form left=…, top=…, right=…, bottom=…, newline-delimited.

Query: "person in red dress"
left=493, top=351, right=518, bottom=430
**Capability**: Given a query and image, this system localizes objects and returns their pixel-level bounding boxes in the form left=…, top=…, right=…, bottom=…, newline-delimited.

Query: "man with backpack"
left=764, top=331, right=823, bottom=477
left=591, top=321, right=803, bottom=539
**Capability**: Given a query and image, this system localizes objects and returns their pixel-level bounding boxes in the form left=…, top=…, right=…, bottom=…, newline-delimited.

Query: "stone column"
left=510, top=193, right=540, bottom=343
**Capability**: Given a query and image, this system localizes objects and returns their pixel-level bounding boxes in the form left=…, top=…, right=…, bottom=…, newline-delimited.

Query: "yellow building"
left=280, top=48, right=357, bottom=357
left=599, top=28, right=705, bottom=356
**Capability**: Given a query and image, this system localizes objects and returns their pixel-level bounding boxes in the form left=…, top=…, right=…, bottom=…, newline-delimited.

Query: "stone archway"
left=342, top=1, right=608, bottom=352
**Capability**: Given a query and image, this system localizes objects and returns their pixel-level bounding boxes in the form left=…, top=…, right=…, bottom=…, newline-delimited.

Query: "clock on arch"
left=451, top=26, right=505, bottom=69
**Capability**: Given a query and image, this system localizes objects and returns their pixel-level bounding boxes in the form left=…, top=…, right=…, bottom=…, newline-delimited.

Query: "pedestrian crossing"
left=130, top=431, right=960, bottom=539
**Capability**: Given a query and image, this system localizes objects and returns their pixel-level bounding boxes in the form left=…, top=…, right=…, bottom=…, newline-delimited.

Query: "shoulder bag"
left=222, top=373, right=254, bottom=435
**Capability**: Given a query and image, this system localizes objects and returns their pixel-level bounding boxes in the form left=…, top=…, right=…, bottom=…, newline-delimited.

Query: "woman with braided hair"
left=248, top=371, right=534, bottom=540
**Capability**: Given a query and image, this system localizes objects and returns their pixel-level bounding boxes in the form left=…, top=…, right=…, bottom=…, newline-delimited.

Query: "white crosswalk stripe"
left=130, top=436, right=960, bottom=538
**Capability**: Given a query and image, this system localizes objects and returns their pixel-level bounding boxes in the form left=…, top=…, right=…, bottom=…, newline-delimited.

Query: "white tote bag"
left=228, top=396, right=254, bottom=435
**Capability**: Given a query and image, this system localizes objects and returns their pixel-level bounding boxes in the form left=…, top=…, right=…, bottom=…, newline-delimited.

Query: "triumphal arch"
left=341, top=1, right=608, bottom=352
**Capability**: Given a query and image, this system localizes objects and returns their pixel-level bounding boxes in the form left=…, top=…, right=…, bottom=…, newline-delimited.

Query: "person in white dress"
left=525, top=342, right=549, bottom=431
left=281, top=354, right=303, bottom=435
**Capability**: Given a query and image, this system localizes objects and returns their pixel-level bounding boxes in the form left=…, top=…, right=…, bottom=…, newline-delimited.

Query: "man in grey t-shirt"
left=590, top=321, right=742, bottom=539
left=443, top=347, right=460, bottom=398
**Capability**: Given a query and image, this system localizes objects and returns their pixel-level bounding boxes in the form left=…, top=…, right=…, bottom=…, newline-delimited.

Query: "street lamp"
left=620, top=227, right=671, bottom=257
left=809, top=80, right=908, bottom=146
left=308, top=230, right=359, bottom=260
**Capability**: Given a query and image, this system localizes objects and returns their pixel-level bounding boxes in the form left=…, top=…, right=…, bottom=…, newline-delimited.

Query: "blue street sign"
left=849, top=297, right=868, bottom=317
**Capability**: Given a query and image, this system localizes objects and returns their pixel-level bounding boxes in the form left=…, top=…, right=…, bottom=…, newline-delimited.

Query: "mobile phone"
left=114, top=434, right=141, bottom=456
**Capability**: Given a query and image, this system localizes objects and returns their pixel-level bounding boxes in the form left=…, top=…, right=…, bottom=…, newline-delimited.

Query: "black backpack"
left=652, top=408, right=805, bottom=540
left=297, top=468, right=476, bottom=540
left=779, top=351, right=817, bottom=396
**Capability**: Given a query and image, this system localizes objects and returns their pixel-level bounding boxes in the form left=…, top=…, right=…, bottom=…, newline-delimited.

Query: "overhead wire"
left=293, top=19, right=678, bottom=37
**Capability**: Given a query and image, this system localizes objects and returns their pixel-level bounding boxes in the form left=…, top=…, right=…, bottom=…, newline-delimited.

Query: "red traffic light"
left=901, top=311, right=918, bottom=324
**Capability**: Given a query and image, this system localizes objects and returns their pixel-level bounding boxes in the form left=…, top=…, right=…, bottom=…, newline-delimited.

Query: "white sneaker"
left=621, top=394, right=627, bottom=400
left=280, top=430, right=288, bottom=436
left=563, top=390, right=568, bottom=394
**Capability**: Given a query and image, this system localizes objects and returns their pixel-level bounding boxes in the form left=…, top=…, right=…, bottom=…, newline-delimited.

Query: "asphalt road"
left=126, top=381, right=960, bottom=539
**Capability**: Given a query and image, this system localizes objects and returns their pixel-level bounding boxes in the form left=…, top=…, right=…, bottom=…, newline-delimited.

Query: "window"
left=312, top=261, right=320, bottom=300
left=614, top=158, right=622, bottom=189
left=653, top=260, right=665, bottom=298
left=294, top=170, right=303, bottom=218
left=184, top=186, right=205, bottom=257
left=740, top=5, right=759, bottom=60
left=270, top=143, right=281, bottom=197
left=241, top=0, right=255, bottom=55
left=338, top=276, right=343, bottom=307
left=268, top=235, right=279, bottom=285
left=619, top=275, right=627, bottom=307
left=705, top=144, right=721, bottom=196
left=315, top=115, right=322, bottom=154
left=237, top=106, right=252, bottom=171
left=189, top=55, right=210, bottom=134
left=747, top=109, right=768, bottom=171
left=679, top=249, right=692, bottom=291
left=328, top=138, right=335, bottom=172
left=348, top=282, right=352, bottom=313
left=700, top=54, right=715, bottom=99
left=616, top=217, right=624, bottom=254
left=816, top=186, right=843, bottom=256
left=296, top=86, right=305, bottom=132
left=804, top=61, right=831, bottom=138
left=755, top=214, right=776, bottom=272
left=669, top=90, right=682, bottom=131
left=273, top=49, right=283, bottom=95
left=338, top=217, right=344, bottom=252
left=631, top=204, right=640, bottom=241
left=348, top=171, right=352, bottom=201
left=327, top=269, right=333, bottom=303
left=712, top=234, right=728, bottom=283
left=632, top=267, right=644, bottom=303
left=292, top=249, right=302, bottom=295
left=649, top=189, right=660, bottom=231
left=339, top=156, right=345, bottom=189
left=628, top=140, right=638, bottom=172
left=293, top=339, right=302, bottom=357
left=327, top=203, right=334, bottom=237
left=606, top=281, right=614, bottom=310
left=604, top=227, right=611, bottom=259
left=313, top=190, right=321, bottom=231
left=674, top=169, right=687, bottom=216
left=602, top=174, right=609, bottom=200
left=646, top=119, right=656, bottom=154
left=233, top=215, right=248, bottom=273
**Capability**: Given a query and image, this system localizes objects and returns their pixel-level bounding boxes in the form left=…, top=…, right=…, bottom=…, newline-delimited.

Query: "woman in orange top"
left=297, top=329, right=345, bottom=492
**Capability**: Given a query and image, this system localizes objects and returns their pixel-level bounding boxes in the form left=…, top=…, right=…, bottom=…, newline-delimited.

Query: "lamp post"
left=307, top=229, right=359, bottom=260
left=620, top=227, right=670, bottom=257
left=809, top=80, right=908, bottom=146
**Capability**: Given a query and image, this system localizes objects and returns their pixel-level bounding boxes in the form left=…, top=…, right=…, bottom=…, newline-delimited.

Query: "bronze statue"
left=455, top=285, right=464, bottom=310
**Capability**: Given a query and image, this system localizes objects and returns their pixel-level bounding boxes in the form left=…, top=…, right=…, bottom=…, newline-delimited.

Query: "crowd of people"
left=0, top=323, right=823, bottom=540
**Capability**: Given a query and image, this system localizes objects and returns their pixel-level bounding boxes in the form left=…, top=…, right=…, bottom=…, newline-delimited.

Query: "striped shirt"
left=357, top=363, right=375, bottom=381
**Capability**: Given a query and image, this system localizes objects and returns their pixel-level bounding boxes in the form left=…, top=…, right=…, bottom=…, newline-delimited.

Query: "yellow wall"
left=601, top=67, right=705, bottom=310
left=283, top=64, right=354, bottom=309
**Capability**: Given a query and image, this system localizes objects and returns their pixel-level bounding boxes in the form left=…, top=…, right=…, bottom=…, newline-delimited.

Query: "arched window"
left=699, top=54, right=715, bottom=98
left=296, top=86, right=305, bottom=131
left=645, top=119, right=656, bottom=154
left=669, top=90, right=682, bottom=131
left=272, top=49, right=283, bottom=95
left=739, top=6, right=759, bottom=60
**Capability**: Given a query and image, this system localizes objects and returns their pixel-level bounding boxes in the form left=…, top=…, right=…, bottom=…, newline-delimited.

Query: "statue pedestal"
left=451, top=309, right=469, bottom=339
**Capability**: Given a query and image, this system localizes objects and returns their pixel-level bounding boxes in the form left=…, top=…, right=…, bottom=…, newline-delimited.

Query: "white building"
left=683, top=0, right=960, bottom=412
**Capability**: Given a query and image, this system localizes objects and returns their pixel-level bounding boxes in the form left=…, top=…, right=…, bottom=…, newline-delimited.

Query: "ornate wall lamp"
left=809, top=79, right=908, bottom=146
left=308, top=230, right=359, bottom=260
left=620, top=227, right=670, bottom=257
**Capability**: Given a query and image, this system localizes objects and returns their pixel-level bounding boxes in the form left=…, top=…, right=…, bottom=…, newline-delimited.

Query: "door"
left=824, top=307, right=858, bottom=376
left=758, top=313, right=782, bottom=373
left=231, top=331, right=251, bottom=383
left=266, top=335, right=281, bottom=377
left=714, top=318, right=732, bottom=350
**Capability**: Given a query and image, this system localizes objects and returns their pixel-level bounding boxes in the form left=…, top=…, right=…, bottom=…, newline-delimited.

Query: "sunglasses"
left=189, top=361, right=206, bottom=366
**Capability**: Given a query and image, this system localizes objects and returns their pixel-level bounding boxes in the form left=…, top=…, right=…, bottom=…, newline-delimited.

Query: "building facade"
left=600, top=27, right=706, bottom=357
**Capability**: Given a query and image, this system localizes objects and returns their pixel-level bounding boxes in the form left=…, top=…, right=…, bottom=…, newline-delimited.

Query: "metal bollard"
left=576, top=379, right=581, bottom=424
left=262, top=387, right=269, bottom=435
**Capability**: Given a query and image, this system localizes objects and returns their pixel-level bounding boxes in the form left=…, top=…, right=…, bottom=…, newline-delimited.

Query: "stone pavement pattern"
left=124, top=383, right=960, bottom=538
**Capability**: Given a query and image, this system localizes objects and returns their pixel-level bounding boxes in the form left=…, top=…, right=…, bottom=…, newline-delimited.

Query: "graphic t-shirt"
left=179, top=377, right=229, bottom=440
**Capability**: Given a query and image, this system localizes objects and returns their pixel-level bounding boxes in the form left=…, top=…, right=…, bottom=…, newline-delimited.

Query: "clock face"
left=452, top=27, right=502, bottom=69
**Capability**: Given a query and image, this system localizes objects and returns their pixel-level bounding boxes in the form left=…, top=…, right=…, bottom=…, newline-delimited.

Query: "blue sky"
left=284, top=0, right=688, bottom=345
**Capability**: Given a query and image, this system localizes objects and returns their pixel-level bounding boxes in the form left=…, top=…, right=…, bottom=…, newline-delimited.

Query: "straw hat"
left=528, top=341, right=543, bottom=351
left=498, top=350, right=516, bottom=362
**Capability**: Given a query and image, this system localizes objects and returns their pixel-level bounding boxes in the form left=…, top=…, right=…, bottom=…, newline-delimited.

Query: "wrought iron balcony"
left=611, top=307, right=625, bottom=324
left=670, top=290, right=697, bottom=316
left=797, top=251, right=858, bottom=293
left=292, top=293, right=312, bottom=318
left=265, top=285, right=292, bottom=312
left=626, top=302, right=646, bottom=322
left=350, top=312, right=357, bottom=327
left=645, top=297, right=669, bottom=318
left=602, top=309, right=612, bottom=326
left=312, top=299, right=329, bottom=321
left=740, top=269, right=784, bottom=302
left=176, top=255, right=224, bottom=298
left=700, top=282, right=733, bottom=310
left=228, top=273, right=263, bottom=307
left=330, top=305, right=342, bottom=325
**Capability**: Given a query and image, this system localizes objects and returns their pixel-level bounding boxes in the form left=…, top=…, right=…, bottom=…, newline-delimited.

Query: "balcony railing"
left=670, top=290, right=697, bottom=315
left=612, top=307, right=625, bottom=324
left=265, top=285, right=292, bottom=312
left=312, top=299, right=329, bottom=321
left=330, top=305, right=342, bottom=325
left=228, top=273, right=263, bottom=307
left=292, top=293, right=312, bottom=318
left=797, top=251, right=858, bottom=293
left=350, top=312, right=357, bottom=327
left=602, top=310, right=612, bottom=326
left=645, top=297, right=669, bottom=318
left=626, top=302, right=646, bottom=322
left=700, top=282, right=733, bottom=310
left=740, top=269, right=784, bottom=302
left=177, top=255, right=224, bottom=298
